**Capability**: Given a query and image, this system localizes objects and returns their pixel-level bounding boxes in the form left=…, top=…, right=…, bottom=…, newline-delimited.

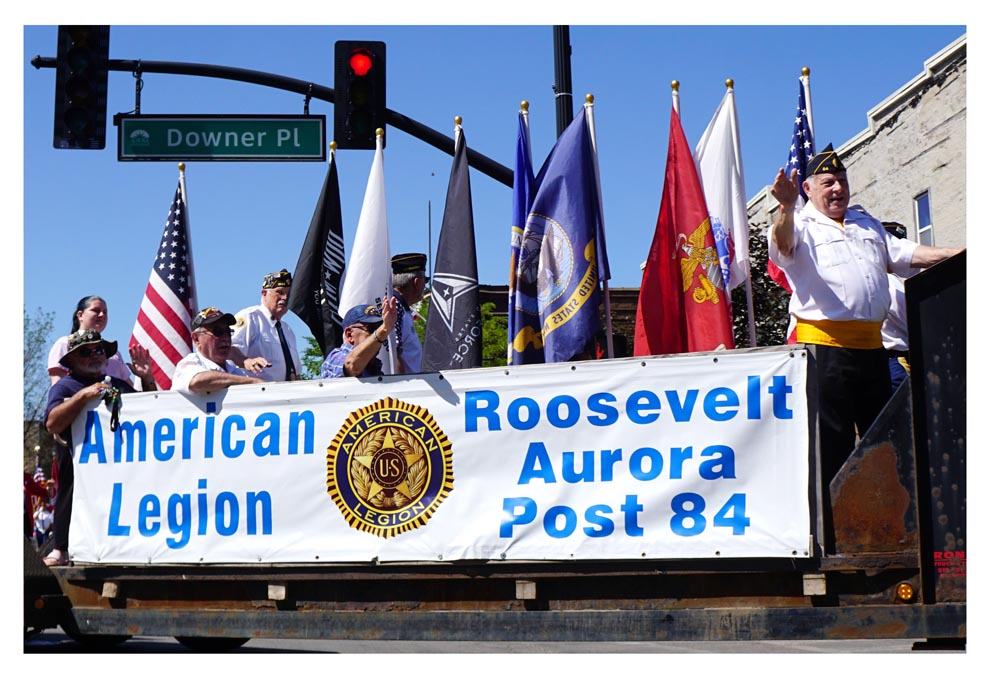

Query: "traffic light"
left=333, top=41, right=386, bottom=150
left=53, top=26, right=110, bottom=150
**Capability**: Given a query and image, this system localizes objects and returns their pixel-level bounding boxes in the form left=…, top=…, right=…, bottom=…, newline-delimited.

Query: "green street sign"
left=116, top=115, right=326, bottom=161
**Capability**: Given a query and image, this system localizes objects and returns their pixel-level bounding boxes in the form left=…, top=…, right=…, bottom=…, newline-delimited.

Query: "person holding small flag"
left=769, top=145, right=962, bottom=482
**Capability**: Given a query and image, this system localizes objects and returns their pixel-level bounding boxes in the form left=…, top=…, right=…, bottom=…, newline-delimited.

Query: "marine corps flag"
left=634, top=105, right=734, bottom=356
left=422, top=124, right=481, bottom=371
left=517, top=109, right=603, bottom=363
left=288, top=146, right=346, bottom=355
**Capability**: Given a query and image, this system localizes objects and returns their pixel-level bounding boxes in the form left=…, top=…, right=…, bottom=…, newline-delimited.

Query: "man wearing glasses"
left=171, top=307, right=264, bottom=394
left=42, top=328, right=154, bottom=566
left=320, top=298, right=398, bottom=379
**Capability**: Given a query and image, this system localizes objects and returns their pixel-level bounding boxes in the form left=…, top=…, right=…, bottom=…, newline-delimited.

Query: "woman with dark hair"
left=46, top=295, right=151, bottom=387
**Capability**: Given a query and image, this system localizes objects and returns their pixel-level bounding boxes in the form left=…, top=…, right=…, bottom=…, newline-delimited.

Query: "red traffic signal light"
left=348, top=49, right=374, bottom=77
left=334, top=41, right=386, bottom=150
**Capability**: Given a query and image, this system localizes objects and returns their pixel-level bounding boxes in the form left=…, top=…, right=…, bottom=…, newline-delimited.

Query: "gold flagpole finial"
left=178, top=162, right=185, bottom=172
left=801, top=67, right=811, bottom=77
left=725, top=78, right=734, bottom=89
left=585, top=93, right=594, bottom=104
left=375, top=128, right=384, bottom=138
left=671, top=80, right=680, bottom=92
left=454, top=116, right=462, bottom=126
left=330, top=141, right=337, bottom=152
left=520, top=100, right=529, bottom=112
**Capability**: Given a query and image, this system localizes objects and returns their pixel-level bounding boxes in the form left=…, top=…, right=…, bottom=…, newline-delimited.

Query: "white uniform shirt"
left=881, top=274, right=909, bottom=352
left=170, top=352, right=251, bottom=393
left=768, top=203, right=918, bottom=323
left=231, top=304, right=300, bottom=382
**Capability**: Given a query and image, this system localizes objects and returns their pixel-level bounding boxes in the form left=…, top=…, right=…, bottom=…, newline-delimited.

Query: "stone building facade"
left=748, top=35, right=966, bottom=248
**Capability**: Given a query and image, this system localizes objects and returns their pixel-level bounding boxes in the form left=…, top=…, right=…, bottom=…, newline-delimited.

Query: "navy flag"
left=520, top=110, right=603, bottom=363
left=289, top=148, right=346, bottom=355
left=422, top=125, right=481, bottom=371
left=508, top=108, right=540, bottom=365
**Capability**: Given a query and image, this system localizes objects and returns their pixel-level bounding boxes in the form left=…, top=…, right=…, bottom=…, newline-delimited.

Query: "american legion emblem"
left=327, top=397, right=454, bottom=538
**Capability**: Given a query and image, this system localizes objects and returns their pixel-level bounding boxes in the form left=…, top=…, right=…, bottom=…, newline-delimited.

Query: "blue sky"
left=19, top=21, right=967, bottom=361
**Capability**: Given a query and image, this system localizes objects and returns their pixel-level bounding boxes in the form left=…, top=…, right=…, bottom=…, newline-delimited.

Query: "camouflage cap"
left=59, top=328, right=117, bottom=367
left=262, top=269, right=292, bottom=289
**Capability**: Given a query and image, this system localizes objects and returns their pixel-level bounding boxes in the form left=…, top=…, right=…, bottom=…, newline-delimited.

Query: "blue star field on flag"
left=785, top=80, right=815, bottom=201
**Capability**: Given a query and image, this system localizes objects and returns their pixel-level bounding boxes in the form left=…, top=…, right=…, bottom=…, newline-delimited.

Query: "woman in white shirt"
left=47, top=295, right=139, bottom=385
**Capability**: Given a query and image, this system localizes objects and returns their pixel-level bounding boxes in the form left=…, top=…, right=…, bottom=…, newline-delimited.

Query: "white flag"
left=694, top=87, right=750, bottom=291
left=338, top=133, right=392, bottom=320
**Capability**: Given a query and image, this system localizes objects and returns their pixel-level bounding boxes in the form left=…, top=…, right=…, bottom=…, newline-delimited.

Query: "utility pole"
left=552, top=26, right=574, bottom=138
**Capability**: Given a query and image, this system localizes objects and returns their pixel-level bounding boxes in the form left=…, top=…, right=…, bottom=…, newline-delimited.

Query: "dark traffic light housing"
left=53, top=26, right=110, bottom=150
left=333, top=41, right=386, bottom=150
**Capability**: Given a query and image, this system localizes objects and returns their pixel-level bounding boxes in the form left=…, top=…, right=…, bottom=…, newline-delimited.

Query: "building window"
left=915, top=191, right=934, bottom=245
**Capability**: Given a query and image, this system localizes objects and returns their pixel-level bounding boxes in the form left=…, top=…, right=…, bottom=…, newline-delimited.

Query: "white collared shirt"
left=231, top=303, right=300, bottom=382
left=768, top=203, right=918, bottom=323
left=170, top=352, right=250, bottom=392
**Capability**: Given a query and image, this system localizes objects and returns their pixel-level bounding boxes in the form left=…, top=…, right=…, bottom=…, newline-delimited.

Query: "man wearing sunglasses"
left=171, top=307, right=265, bottom=394
left=43, top=328, right=153, bottom=566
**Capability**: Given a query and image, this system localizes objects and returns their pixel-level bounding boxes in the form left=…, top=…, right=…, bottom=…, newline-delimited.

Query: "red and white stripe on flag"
left=129, top=180, right=196, bottom=390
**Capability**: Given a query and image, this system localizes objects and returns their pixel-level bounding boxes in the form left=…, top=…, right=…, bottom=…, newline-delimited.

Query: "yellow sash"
left=794, top=318, right=883, bottom=349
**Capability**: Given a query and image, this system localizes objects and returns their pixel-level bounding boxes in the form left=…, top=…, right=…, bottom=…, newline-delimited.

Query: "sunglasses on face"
left=200, top=326, right=232, bottom=337
left=77, top=346, right=106, bottom=358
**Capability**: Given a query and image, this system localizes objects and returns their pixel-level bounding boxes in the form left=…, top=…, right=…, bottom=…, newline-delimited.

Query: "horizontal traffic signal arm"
left=31, top=55, right=512, bottom=187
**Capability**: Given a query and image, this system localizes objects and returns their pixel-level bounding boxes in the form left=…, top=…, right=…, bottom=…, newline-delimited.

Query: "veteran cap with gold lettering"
left=807, top=143, right=846, bottom=176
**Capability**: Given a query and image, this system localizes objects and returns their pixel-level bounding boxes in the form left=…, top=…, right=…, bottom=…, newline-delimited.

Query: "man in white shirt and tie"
left=230, top=269, right=302, bottom=382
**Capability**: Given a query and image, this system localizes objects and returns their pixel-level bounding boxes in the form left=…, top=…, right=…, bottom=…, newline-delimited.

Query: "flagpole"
left=583, top=94, right=614, bottom=359
left=671, top=80, right=680, bottom=118
left=801, top=67, right=814, bottom=138
left=374, top=127, right=396, bottom=375
left=726, top=79, right=758, bottom=348
left=177, top=162, right=198, bottom=314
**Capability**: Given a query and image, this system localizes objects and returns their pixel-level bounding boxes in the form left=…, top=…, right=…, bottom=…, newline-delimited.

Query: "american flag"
left=130, top=176, right=198, bottom=390
left=785, top=77, right=815, bottom=202
left=768, top=76, right=816, bottom=297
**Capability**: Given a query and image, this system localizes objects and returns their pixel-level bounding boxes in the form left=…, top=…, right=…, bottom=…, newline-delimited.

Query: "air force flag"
left=422, top=126, right=481, bottom=370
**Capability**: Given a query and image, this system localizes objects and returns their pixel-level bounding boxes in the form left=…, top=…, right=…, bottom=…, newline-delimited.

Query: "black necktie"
left=274, top=320, right=295, bottom=381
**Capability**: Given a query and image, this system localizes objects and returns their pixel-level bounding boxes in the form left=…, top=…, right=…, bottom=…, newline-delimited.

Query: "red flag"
left=635, top=107, right=735, bottom=356
left=130, top=175, right=198, bottom=390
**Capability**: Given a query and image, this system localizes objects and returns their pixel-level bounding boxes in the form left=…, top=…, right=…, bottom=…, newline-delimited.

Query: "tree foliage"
left=730, top=223, right=791, bottom=348
left=300, top=335, right=324, bottom=379
left=24, top=307, right=55, bottom=473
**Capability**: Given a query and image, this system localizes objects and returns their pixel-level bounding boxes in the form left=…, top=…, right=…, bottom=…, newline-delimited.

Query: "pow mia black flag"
left=289, top=148, right=346, bottom=355
left=423, top=125, right=481, bottom=370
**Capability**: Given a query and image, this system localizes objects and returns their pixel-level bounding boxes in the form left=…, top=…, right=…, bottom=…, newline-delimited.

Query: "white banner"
left=69, top=348, right=810, bottom=564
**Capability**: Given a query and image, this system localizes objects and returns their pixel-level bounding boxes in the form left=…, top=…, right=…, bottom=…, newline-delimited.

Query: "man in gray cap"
left=770, top=144, right=962, bottom=482
left=389, top=253, right=428, bottom=374
left=171, top=307, right=264, bottom=394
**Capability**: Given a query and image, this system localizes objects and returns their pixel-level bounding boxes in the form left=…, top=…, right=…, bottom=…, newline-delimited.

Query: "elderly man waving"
left=769, top=144, right=962, bottom=482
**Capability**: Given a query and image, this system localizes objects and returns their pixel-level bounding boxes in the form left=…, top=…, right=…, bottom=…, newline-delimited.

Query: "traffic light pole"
left=31, top=55, right=513, bottom=187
